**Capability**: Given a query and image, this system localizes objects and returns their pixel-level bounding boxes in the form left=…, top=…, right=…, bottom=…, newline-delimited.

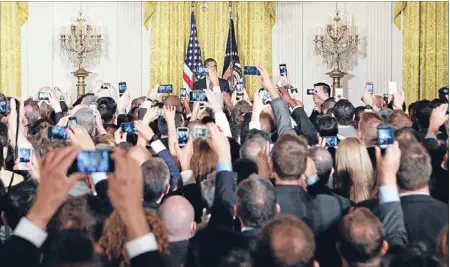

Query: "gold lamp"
left=59, top=10, right=103, bottom=98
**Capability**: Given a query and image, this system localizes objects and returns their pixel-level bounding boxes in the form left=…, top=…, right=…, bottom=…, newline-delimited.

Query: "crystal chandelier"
left=59, top=10, right=104, bottom=97
left=313, top=6, right=360, bottom=93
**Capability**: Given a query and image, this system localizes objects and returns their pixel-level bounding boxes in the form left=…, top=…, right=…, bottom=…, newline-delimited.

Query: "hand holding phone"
left=121, top=122, right=136, bottom=133
left=193, top=126, right=208, bottom=139
left=0, top=100, right=10, bottom=115
left=377, top=124, right=394, bottom=152
left=48, top=125, right=68, bottom=140
left=307, top=89, right=316, bottom=95
left=244, top=66, right=260, bottom=76
left=71, top=150, right=114, bottom=173
left=279, top=64, right=287, bottom=77
left=158, top=85, right=173, bottom=94
left=259, top=88, right=272, bottom=105
left=18, top=144, right=33, bottom=170
left=177, top=127, right=189, bottom=147
left=324, top=136, right=338, bottom=147
left=366, top=82, right=374, bottom=94
left=38, top=92, right=50, bottom=101
left=190, top=90, right=207, bottom=102
left=118, top=82, right=127, bottom=97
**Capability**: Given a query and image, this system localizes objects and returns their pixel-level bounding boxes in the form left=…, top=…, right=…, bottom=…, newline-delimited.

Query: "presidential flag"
left=183, top=10, right=203, bottom=92
left=222, top=15, right=242, bottom=90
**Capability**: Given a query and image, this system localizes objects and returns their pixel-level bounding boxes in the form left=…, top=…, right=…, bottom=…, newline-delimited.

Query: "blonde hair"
left=335, top=138, right=374, bottom=203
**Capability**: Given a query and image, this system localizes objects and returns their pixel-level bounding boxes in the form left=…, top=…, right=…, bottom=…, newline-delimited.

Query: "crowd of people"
left=0, top=59, right=448, bottom=267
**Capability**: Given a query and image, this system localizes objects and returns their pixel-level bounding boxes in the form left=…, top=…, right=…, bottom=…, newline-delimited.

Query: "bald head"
left=159, top=196, right=195, bottom=242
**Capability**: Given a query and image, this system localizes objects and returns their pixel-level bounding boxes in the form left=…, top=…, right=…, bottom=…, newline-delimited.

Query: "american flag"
left=183, top=10, right=203, bottom=92
left=222, top=15, right=243, bottom=91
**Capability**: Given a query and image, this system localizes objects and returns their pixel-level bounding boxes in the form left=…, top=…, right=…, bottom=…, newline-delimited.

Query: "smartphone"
left=377, top=124, right=394, bottom=151
left=177, top=127, right=189, bottom=147
left=324, top=136, right=338, bottom=147
left=71, top=150, right=114, bottom=173
left=307, top=89, right=316, bottom=95
left=48, top=125, right=68, bottom=140
left=38, top=92, right=50, bottom=100
left=244, top=66, right=260, bottom=76
left=279, top=64, right=287, bottom=76
left=17, top=144, right=33, bottom=171
left=0, top=100, right=9, bottom=115
left=193, top=126, right=208, bottom=139
left=89, top=102, right=97, bottom=112
left=388, top=82, right=397, bottom=95
left=259, top=88, right=272, bottom=105
left=383, top=93, right=389, bottom=104
left=156, top=108, right=164, bottom=117
left=60, top=95, right=66, bottom=101
left=197, top=67, right=208, bottom=76
left=236, top=82, right=244, bottom=101
left=121, top=122, right=135, bottom=133
left=190, top=90, right=207, bottom=102
left=335, top=88, right=344, bottom=100
left=366, top=82, right=374, bottom=94
left=67, top=117, right=77, bottom=126
left=138, top=108, right=147, bottom=120
left=180, top=88, right=187, bottom=100
left=118, top=81, right=127, bottom=97
left=158, top=85, right=173, bottom=94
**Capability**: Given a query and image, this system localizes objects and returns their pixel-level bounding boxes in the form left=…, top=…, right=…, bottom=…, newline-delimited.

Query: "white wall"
left=21, top=1, right=401, bottom=113
left=272, top=2, right=402, bottom=113
left=21, top=2, right=151, bottom=99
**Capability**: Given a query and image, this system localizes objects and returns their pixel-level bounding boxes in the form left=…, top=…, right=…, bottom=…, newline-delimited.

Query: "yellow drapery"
left=0, top=2, right=28, bottom=97
left=394, top=2, right=448, bottom=104
left=144, top=1, right=275, bottom=97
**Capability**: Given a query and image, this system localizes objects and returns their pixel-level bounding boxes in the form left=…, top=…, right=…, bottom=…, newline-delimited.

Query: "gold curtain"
left=394, top=2, right=448, bottom=104
left=145, top=1, right=275, bottom=97
left=0, top=2, right=28, bottom=97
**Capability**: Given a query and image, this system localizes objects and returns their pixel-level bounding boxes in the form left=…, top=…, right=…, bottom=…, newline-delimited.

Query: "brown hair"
left=271, top=134, right=308, bottom=180
left=231, top=101, right=252, bottom=127
left=256, top=215, right=315, bottom=267
left=191, top=139, right=218, bottom=181
left=93, top=134, right=116, bottom=147
left=98, top=210, right=170, bottom=267
left=397, top=140, right=432, bottom=190
left=35, top=139, right=69, bottom=158
left=358, top=113, right=382, bottom=146
left=388, top=110, right=412, bottom=131
left=335, top=138, right=375, bottom=203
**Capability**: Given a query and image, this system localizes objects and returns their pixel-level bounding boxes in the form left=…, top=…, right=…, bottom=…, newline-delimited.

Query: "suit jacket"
left=0, top=235, right=43, bottom=267
left=358, top=194, right=447, bottom=250
left=193, top=78, right=231, bottom=93
left=338, top=125, right=359, bottom=138
left=163, top=240, right=190, bottom=267
left=209, top=170, right=237, bottom=229
left=275, top=185, right=351, bottom=235
left=241, top=228, right=262, bottom=251
left=291, top=106, right=318, bottom=145
left=270, top=98, right=297, bottom=137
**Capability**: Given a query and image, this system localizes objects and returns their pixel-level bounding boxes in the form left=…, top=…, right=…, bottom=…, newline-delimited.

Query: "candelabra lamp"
left=313, top=8, right=360, bottom=95
left=59, top=10, right=103, bottom=98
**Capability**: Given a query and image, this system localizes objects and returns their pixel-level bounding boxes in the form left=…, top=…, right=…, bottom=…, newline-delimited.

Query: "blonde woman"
left=334, top=138, right=375, bottom=203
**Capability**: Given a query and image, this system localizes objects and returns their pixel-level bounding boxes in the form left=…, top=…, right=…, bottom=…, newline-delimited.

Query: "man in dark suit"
left=159, top=196, right=196, bottom=267
left=235, top=174, right=279, bottom=250
left=193, top=58, right=231, bottom=93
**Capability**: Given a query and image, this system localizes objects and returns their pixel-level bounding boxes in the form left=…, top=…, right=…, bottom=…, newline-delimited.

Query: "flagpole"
left=228, top=1, right=234, bottom=88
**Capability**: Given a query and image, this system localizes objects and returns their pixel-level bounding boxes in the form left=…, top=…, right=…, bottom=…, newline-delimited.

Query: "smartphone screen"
left=68, top=117, right=77, bottom=126
left=259, top=88, right=272, bottom=105
left=193, top=126, right=208, bottom=139
left=177, top=127, right=189, bottom=147
left=307, top=89, right=316, bottom=95
left=324, top=136, right=338, bottom=147
left=190, top=90, right=207, bottom=102
left=236, top=82, right=244, bottom=93
left=244, top=66, right=260, bottom=76
left=279, top=64, right=287, bottom=76
left=119, top=82, right=127, bottom=97
left=377, top=125, right=394, bottom=149
left=72, top=150, right=114, bottom=173
left=158, top=85, right=173, bottom=94
left=388, top=82, right=397, bottom=95
left=156, top=108, right=164, bottom=117
left=138, top=108, right=147, bottom=120
left=335, top=88, right=344, bottom=100
left=383, top=93, right=389, bottom=104
left=197, top=67, right=208, bottom=76
left=18, top=145, right=32, bottom=170
left=48, top=125, right=68, bottom=140
left=366, top=82, right=374, bottom=94
left=121, top=122, right=135, bottom=133
left=89, top=102, right=97, bottom=112
left=0, top=100, right=9, bottom=115
left=180, top=88, right=187, bottom=99
left=38, top=92, right=50, bottom=100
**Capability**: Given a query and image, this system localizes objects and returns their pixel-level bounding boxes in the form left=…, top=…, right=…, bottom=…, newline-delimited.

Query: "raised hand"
left=118, top=90, right=131, bottom=113
left=206, top=123, right=231, bottom=163
left=68, top=125, right=95, bottom=150
left=174, top=138, right=194, bottom=171
left=375, top=141, right=401, bottom=186
left=392, top=88, right=405, bottom=110
left=114, top=127, right=127, bottom=144
left=27, top=146, right=85, bottom=229
left=134, top=120, right=155, bottom=142
left=428, top=103, right=449, bottom=135
left=256, top=64, right=277, bottom=96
